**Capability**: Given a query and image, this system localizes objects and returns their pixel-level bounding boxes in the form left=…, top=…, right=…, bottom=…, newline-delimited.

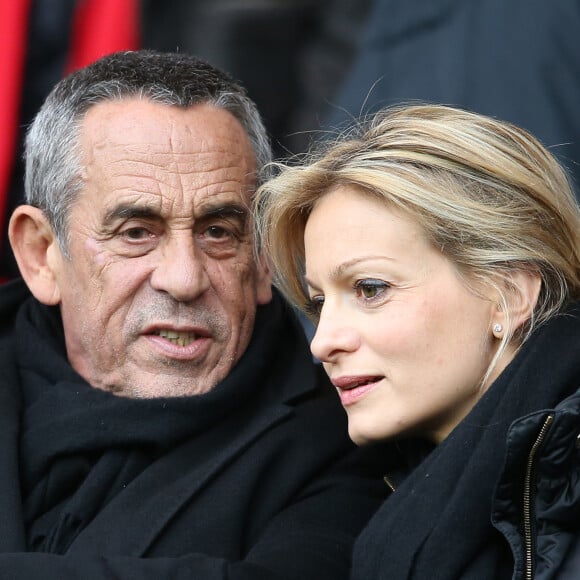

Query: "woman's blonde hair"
left=254, top=104, right=580, bottom=373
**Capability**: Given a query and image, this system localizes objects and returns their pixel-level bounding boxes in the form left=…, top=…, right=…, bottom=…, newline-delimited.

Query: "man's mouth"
left=153, top=329, right=199, bottom=347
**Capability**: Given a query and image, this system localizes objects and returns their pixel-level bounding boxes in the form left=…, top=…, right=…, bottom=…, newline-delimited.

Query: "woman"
left=254, top=104, right=580, bottom=579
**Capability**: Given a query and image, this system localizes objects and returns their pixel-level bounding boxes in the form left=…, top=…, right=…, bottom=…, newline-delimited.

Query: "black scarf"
left=352, top=304, right=580, bottom=580
left=15, top=291, right=293, bottom=554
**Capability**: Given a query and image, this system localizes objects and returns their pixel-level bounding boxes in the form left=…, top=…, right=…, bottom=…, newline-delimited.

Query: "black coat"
left=0, top=279, right=389, bottom=579
left=352, top=303, right=580, bottom=580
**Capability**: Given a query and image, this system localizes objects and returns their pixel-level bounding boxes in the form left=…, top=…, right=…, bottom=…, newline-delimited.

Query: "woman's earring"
left=493, top=323, right=503, bottom=335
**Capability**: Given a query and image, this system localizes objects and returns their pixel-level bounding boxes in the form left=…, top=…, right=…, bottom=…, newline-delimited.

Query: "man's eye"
left=205, top=225, right=233, bottom=240
left=354, top=279, right=390, bottom=300
left=120, top=227, right=152, bottom=241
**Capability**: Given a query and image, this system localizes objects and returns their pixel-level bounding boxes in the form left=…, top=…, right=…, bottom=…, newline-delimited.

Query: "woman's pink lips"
left=331, top=376, right=383, bottom=406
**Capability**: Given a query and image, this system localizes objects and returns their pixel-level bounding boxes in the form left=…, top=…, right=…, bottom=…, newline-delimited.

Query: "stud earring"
left=493, top=323, right=503, bottom=334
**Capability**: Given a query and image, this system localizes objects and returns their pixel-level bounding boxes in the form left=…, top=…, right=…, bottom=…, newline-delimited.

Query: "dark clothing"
left=352, top=303, right=580, bottom=579
left=0, top=279, right=388, bottom=579
left=328, top=0, right=580, bottom=198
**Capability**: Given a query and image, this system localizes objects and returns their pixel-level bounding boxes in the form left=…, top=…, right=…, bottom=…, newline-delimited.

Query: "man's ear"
left=255, top=252, right=273, bottom=305
left=8, top=205, right=63, bottom=305
left=491, top=269, right=542, bottom=334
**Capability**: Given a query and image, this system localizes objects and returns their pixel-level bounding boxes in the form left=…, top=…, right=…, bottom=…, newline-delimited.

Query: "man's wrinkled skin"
left=32, top=100, right=272, bottom=397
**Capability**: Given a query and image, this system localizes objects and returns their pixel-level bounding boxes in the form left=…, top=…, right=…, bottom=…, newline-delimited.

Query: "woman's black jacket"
left=353, top=303, right=580, bottom=580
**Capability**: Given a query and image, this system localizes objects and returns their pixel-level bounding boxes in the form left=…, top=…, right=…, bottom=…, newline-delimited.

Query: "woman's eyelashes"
left=304, top=278, right=391, bottom=319
left=305, top=295, right=324, bottom=319
left=353, top=278, right=391, bottom=302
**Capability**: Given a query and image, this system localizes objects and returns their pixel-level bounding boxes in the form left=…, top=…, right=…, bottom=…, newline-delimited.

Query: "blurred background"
left=1, top=0, right=579, bottom=281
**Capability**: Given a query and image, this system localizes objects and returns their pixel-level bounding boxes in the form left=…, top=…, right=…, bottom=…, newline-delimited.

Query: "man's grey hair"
left=24, top=50, right=272, bottom=253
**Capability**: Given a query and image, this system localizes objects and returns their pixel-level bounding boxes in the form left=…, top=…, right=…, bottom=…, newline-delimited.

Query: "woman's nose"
left=310, top=302, right=360, bottom=362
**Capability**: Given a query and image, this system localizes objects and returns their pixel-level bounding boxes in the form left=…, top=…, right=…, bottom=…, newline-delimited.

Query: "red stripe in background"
left=65, top=0, right=140, bottom=74
left=0, top=0, right=33, bottom=269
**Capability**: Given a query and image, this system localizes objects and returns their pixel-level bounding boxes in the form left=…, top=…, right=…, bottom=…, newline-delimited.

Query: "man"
left=0, top=51, right=387, bottom=578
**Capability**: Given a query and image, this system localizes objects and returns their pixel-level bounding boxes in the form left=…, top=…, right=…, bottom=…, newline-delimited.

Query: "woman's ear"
left=8, top=205, right=63, bottom=305
left=491, top=269, right=542, bottom=334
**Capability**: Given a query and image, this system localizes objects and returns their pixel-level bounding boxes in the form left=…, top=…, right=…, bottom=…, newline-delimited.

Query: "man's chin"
left=97, top=368, right=225, bottom=399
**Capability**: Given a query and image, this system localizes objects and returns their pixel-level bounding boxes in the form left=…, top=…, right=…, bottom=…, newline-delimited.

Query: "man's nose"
left=310, top=302, right=360, bottom=362
left=150, top=234, right=210, bottom=302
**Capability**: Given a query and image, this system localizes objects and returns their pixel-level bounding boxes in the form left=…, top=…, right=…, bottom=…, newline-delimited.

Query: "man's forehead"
left=78, top=98, right=257, bottom=208
left=80, top=98, right=256, bottom=164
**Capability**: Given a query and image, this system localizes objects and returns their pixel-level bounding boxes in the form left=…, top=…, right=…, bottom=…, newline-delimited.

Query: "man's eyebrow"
left=103, top=202, right=249, bottom=225
left=104, top=204, right=160, bottom=223
left=198, top=203, right=249, bottom=221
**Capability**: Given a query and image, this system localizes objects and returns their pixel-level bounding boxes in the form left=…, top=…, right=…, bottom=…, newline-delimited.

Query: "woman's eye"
left=354, top=279, right=389, bottom=300
left=305, top=296, right=324, bottom=319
